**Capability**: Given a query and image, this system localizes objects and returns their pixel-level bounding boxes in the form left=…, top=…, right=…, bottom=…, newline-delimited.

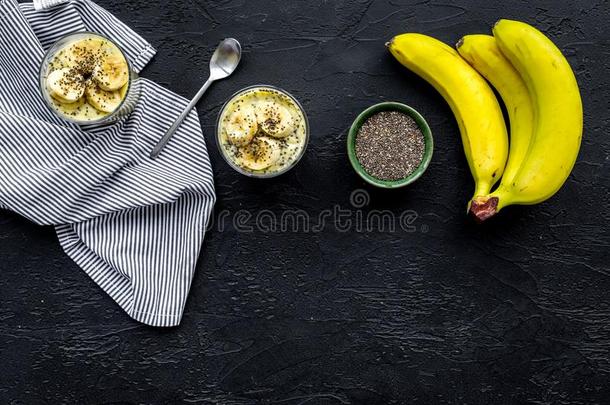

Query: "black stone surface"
left=2, top=1, right=609, bottom=404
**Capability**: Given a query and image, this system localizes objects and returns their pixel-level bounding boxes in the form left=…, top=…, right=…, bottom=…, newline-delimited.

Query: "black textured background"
left=2, top=1, right=609, bottom=404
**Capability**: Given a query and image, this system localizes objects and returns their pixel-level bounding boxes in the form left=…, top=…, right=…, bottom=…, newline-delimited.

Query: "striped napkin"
left=0, top=0, right=216, bottom=326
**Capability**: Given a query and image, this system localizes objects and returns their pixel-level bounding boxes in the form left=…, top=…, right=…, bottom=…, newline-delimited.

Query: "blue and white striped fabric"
left=0, top=0, right=216, bottom=326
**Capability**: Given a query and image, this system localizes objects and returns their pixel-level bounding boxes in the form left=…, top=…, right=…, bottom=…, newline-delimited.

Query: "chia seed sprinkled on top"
left=355, top=111, right=425, bottom=181
left=53, top=40, right=110, bottom=97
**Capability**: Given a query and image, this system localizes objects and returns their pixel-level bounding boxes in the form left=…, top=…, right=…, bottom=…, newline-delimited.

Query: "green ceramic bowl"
left=347, top=102, right=433, bottom=189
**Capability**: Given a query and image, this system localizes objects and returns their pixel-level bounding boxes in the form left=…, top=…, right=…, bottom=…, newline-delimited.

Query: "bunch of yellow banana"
left=387, top=19, right=583, bottom=222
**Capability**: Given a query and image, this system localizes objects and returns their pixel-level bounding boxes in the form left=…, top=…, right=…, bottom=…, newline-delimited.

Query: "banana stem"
left=468, top=188, right=511, bottom=223
left=469, top=195, right=499, bottom=223
left=468, top=181, right=497, bottom=222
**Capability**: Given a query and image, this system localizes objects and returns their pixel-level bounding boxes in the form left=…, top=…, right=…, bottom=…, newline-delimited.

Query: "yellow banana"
left=387, top=33, right=508, bottom=198
left=469, top=20, right=583, bottom=221
left=93, top=53, right=129, bottom=91
left=457, top=34, right=535, bottom=187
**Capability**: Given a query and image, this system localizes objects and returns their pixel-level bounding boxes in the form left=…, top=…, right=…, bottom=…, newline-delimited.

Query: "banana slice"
left=92, top=54, right=129, bottom=91
left=46, top=68, right=85, bottom=103
left=238, top=136, right=281, bottom=171
left=61, top=38, right=107, bottom=69
left=53, top=96, right=106, bottom=120
left=84, top=81, right=122, bottom=113
left=52, top=47, right=75, bottom=70
left=257, top=102, right=295, bottom=138
left=225, top=106, right=258, bottom=146
left=52, top=95, right=85, bottom=113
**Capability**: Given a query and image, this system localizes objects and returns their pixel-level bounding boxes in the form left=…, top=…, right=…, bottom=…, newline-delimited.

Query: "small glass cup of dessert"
left=39, top=31, right=139, bottom=126
left=216, top=85, right=309, bottom=178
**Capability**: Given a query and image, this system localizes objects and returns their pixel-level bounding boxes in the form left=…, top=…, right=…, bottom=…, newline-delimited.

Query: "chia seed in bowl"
left=355, top=111, right=425, bottom=181
left=347, top=102, right=434, bottom=189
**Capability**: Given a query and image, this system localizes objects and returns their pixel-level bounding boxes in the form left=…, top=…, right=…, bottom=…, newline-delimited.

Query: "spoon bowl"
left=210, top=38, right=241, bottom=80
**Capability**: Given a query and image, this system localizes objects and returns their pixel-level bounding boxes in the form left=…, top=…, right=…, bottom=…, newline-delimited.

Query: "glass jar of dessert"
left=216, top=85, right=309, bottom=178
left=39, top=32, right=139, bottom=126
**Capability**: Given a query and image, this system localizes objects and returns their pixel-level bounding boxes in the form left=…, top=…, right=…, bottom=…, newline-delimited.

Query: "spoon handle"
left=150, top=77, right=214, bottom=159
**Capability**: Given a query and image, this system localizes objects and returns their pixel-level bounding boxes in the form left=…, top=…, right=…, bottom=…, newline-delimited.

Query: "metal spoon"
left=150, top=38, right=242, bottom=159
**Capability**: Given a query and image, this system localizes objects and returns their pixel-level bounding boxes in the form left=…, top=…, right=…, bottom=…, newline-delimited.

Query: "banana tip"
left=469, top=196, right=499, bottom=223
left=385, top=38, right=394, bottom=48
left=456, top=37, right=464, bottom=49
